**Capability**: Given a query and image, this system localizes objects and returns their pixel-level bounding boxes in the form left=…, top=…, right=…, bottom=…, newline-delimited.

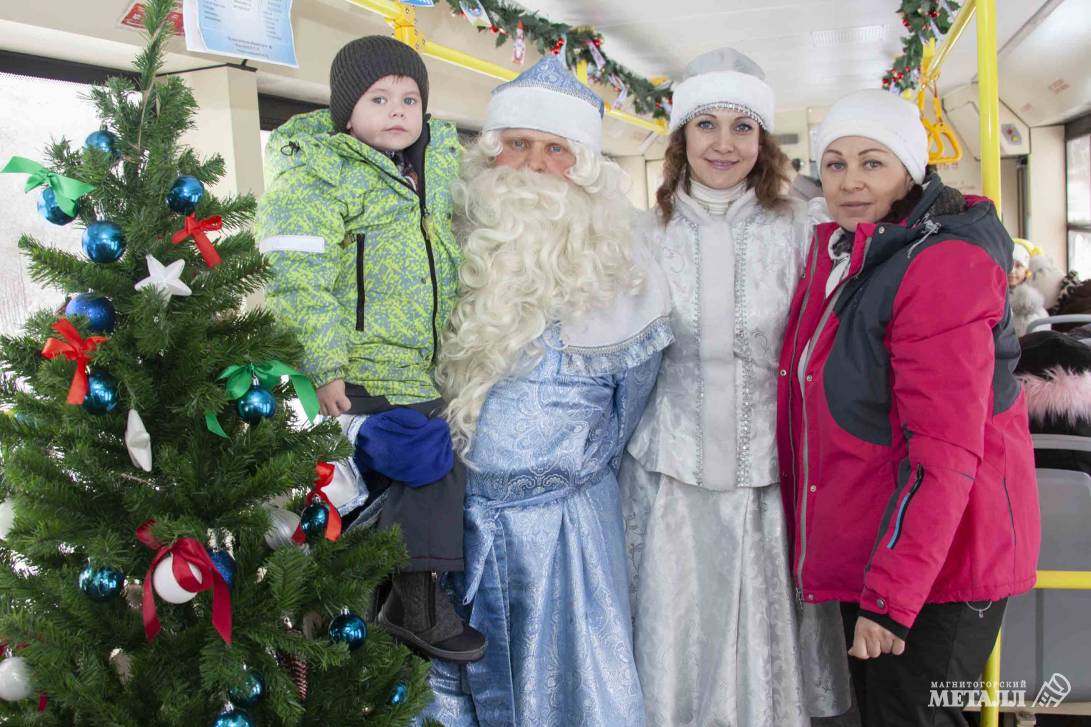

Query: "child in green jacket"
left=256, top=36, right=484, bottom=663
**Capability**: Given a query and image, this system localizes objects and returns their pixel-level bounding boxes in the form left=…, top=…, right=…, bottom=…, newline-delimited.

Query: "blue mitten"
left=354, top=408, right=455, bottom=487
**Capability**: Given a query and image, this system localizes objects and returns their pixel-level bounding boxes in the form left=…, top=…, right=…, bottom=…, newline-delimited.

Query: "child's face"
left=346, top=75, right=423, bottom=153
left=1009, top=260, right=1029, bottom=287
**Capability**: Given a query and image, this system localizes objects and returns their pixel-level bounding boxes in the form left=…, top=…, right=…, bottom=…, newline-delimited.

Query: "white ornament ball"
left=152, top=554, right=203, bottom=604
left=0, top=500, right=15, bottom=540
left=0, top=656, right=33, bottom=702
left=264, top=507, right=302, bottom=550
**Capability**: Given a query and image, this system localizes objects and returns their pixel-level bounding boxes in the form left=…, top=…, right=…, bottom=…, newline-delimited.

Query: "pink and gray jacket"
left=776, top=176, right=1041, bottom=633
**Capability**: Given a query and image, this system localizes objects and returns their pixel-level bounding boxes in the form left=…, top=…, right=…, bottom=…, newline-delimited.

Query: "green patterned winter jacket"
left=255, top=110, right=462, bottom=404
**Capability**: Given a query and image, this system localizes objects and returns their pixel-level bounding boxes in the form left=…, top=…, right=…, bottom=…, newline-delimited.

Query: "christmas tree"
left=0, top=1, right=431, bottom=724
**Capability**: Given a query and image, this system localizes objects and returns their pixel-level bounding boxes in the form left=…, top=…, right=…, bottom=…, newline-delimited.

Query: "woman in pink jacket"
left=776, top=89, right=1041, bottom=727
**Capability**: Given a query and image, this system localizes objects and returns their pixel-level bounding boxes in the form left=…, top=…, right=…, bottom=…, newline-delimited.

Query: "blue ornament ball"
left=78, top=562, right=125, bottom=601
left=167, top=175, right=205, bottom=215
left=300, top=501, right=329, bottom=540
left=211, top=708, right=253, bottom=727
left=206, top=548, right=237, bottom=589
left=83, top=370, right=120, bottom=415
left=65, top=293, right=116, bottom=334
left=236, top=384, right=276, bottom=425
left=84, top=129, right=120, bottom=159
left=37, top=187, right=76, bottom=225
left=82, top=221, right=126, bottom=263
left=329, top=612, right=367, bottom=651
left=389, top=681, right=408, bottom=705
left=227, top=668, right=265, bottom=709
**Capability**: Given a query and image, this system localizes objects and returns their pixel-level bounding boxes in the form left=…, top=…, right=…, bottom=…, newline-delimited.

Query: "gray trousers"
left=345, top=383, right=465, bottom=573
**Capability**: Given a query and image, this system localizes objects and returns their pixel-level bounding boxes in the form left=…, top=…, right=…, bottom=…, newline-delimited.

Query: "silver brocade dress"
left=619, top=187, right=851, bottom=727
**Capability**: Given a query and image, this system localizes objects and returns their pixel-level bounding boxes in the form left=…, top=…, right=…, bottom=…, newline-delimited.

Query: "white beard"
left=437, top=155, right=641, bottom=457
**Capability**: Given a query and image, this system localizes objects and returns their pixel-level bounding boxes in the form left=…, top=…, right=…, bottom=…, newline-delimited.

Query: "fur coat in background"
left=1015, top=330, right=1091, bottom=474
left=1011, top=283, right=1049, bottom=337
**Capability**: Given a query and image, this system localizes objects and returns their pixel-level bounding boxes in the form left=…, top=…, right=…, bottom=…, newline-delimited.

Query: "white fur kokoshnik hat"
left=669, top=47, right=776, bottom=133
left=483, top=55, right=606, bottom=152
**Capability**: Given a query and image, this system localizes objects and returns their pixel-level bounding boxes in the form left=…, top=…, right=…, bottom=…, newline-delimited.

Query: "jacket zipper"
left=787, top=239, right=820, bottom=603
left=355, top=233, right=366, bottom=331
left=906, top=219, right=940, bottom=258
left=429, top=571, right=437, bottom=630
left=795, top=233, right=873, bottom=600
left=420, top=207, right=440, bottom=365
left=360, top=157, right=441, bottom=366
left=885, top=464, right=924, bottom=550
left=1001, top=477, right=1017, bottom=548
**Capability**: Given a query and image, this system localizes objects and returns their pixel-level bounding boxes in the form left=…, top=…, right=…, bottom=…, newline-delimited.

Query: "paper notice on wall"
left=182, top=0, right=298, bottom=68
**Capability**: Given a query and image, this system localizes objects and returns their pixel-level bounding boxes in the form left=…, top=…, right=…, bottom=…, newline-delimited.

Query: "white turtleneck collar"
left=688, top=177, right=747, bottom=216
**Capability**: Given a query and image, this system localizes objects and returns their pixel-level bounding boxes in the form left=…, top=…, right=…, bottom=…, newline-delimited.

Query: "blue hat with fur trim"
left=484, top=56, right=605, bottom=151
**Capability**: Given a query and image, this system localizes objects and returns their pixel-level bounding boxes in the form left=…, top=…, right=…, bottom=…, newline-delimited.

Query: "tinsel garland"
left=444, top=0, right=672, bottom=119
left=883, top=0, right=961, bottom=93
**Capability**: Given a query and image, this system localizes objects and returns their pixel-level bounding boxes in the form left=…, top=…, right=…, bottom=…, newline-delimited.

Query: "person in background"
left=790, top=155, right=824, bottom=201
left=619, top=47, right=850, bottom=727
left=1016, top=329, right=1091, bottom=475
left=777, top=88, right=1041, bottom=727
left=1009, top=239, right=1050, bottom=335
left=255, top=35, right=485, bottom=663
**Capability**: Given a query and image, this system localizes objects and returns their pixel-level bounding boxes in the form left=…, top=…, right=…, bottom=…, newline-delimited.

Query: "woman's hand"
left=317, top=379, right=351, bottom=417
left=849, top=615, right=906, bottom=659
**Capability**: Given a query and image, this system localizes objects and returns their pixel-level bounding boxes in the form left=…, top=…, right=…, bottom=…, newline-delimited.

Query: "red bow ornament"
left=292, top=462, right=343, bottom=544
left=171, top=213, right=222, bottom=268
left=40, top=319, right=107, bottom=405
left=136, top=521, right=232, bottom=644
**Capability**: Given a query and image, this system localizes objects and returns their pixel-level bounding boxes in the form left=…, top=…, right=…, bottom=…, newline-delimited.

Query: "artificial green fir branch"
left=0, top=0, right=429, bottom=721
left=443, top=0, right=673, bottom=118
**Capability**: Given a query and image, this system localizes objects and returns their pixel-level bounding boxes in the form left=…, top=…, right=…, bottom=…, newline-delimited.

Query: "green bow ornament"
left=2, top=156, right=96, bottom=217
left=204, top=360, right=319, bottom=438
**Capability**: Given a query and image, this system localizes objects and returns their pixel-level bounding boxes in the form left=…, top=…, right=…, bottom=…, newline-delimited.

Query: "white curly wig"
left=435, top=130, right=642, bottom=458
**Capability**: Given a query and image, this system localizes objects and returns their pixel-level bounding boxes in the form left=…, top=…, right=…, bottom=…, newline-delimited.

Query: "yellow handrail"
left=1035, top=570, right=1091, bottom=590
left=976, top=0, right=1001, bottom=213
left=345, top=0, right=668, bottom=135
left=921, top=1, right=978, bottom=86
left=970, top=10, right=1006, bottom=713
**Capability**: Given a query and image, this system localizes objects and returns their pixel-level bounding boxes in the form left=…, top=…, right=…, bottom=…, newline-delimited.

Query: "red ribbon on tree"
left=171, top=213, right=222, bottom=268
left=40, top=319, right=107, bottom=405
left=136, top=521, right=232, bottom=644
left=291, top=462, right=342, bottom=544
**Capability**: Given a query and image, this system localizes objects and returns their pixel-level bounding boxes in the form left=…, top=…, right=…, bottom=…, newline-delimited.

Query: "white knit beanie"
left=814, top=89, right=929, bottom=184
left=1012, top=242, right=1031, bottom=268
left=669, top=48, right=775, bottom=133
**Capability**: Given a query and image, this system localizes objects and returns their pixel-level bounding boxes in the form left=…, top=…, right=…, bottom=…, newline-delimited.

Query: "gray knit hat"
left=329, top=36, right=430, bottom=133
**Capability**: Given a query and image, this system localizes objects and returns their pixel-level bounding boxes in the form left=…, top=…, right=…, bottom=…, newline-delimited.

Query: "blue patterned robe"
left=420, top=308, right=672, bottom=727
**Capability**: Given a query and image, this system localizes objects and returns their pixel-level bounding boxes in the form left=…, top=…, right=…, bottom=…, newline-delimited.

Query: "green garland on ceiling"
left=883, top=0, right=961, bottom=93
left=442, top=0, right=673, bottom=120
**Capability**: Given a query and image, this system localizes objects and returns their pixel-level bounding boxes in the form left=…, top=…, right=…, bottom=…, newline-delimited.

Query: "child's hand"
left=317, top=379, right=352, bottom=417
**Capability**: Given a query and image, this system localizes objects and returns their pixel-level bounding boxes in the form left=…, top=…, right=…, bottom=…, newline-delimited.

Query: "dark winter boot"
left=378, top=571, right=487, bottom=663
